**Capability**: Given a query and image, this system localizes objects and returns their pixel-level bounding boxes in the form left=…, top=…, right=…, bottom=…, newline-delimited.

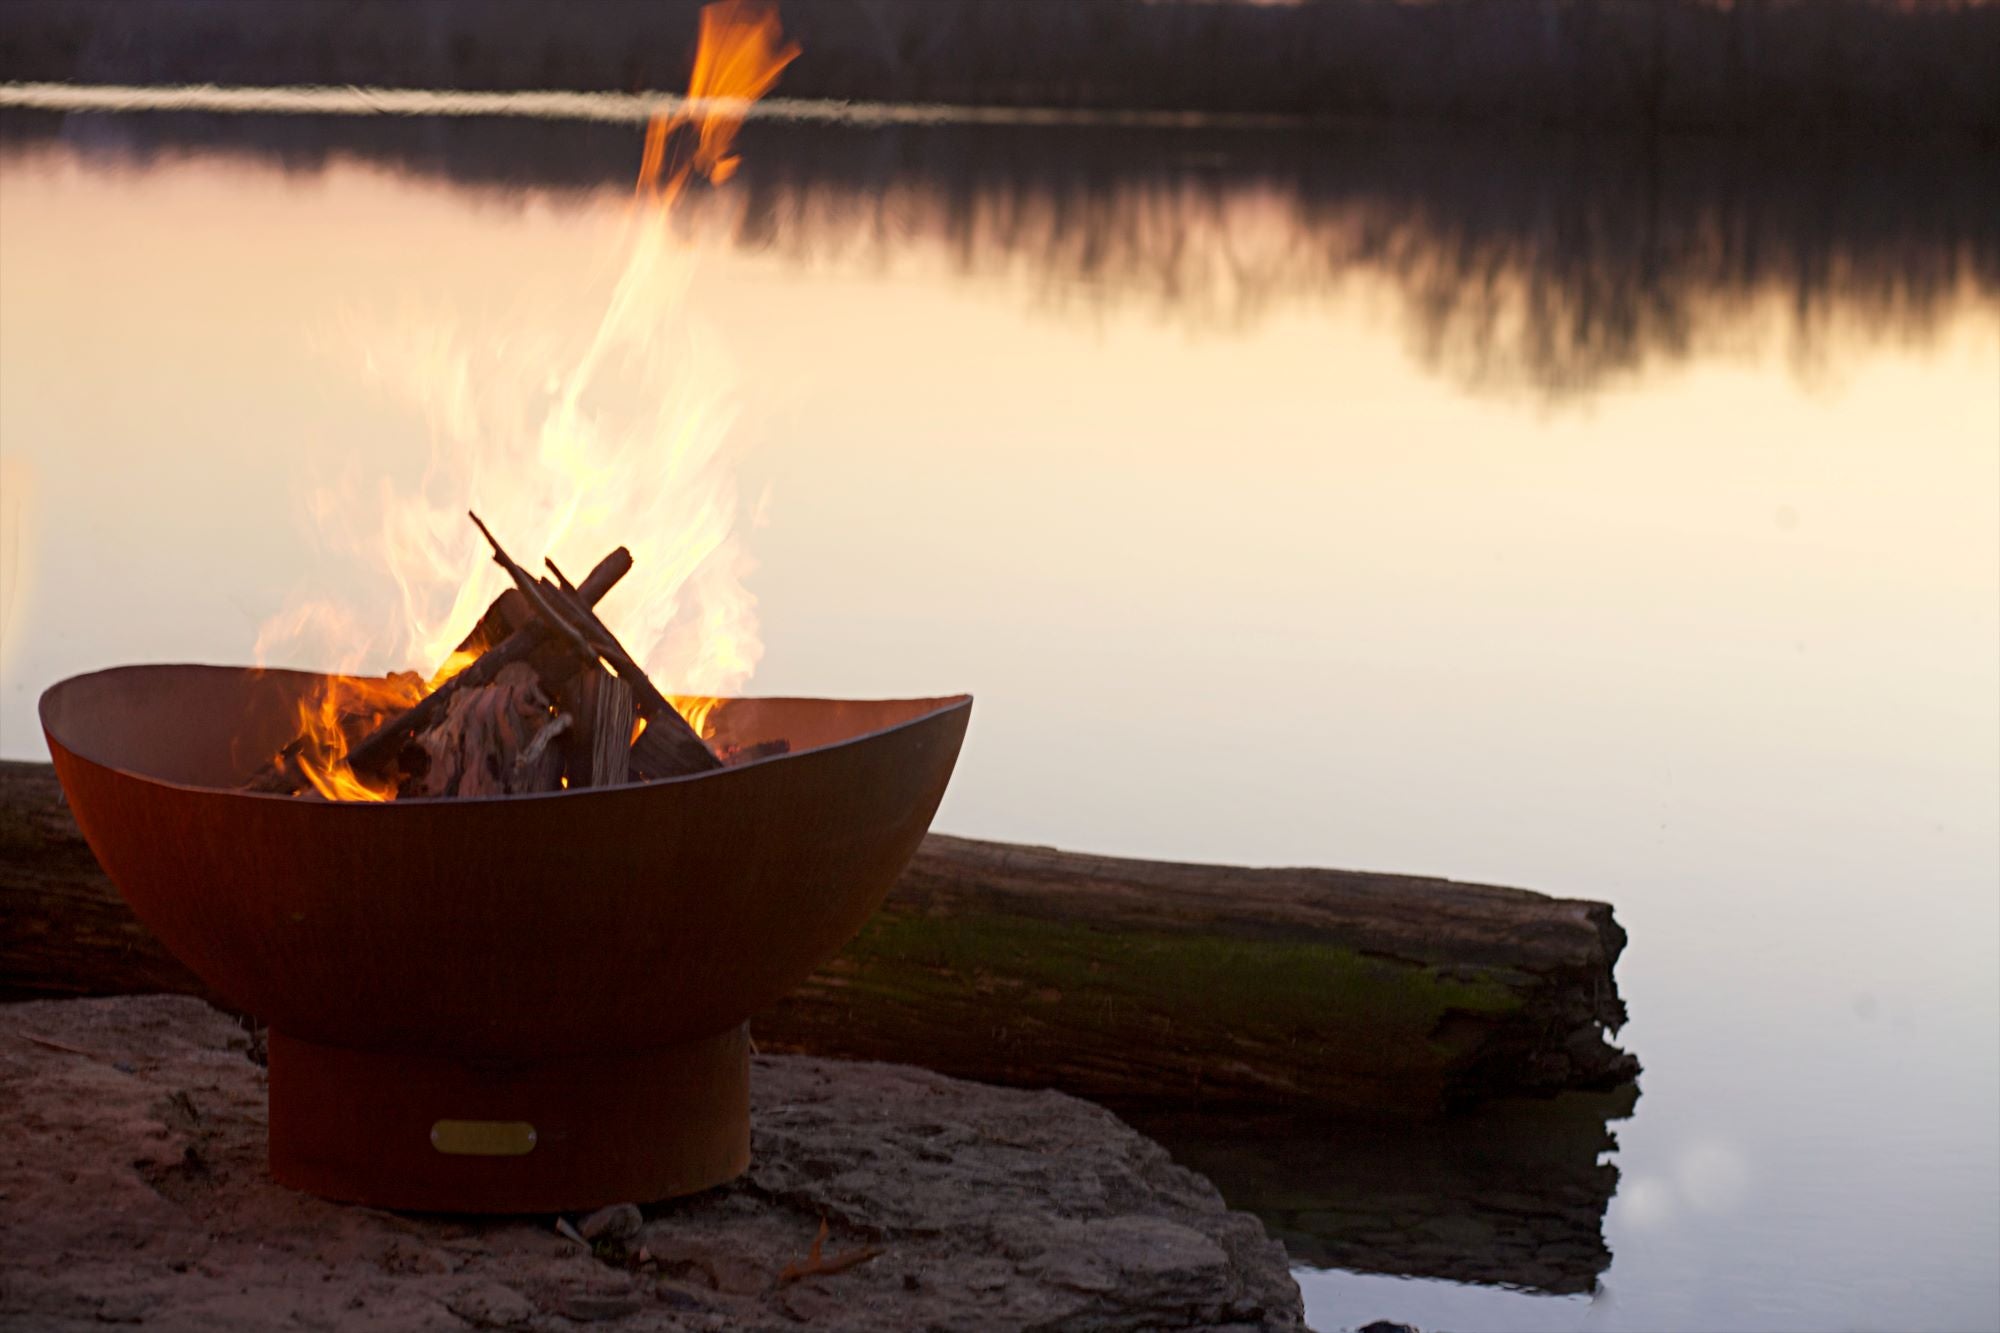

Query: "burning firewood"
left=469, top=514, right=722, bottom=781
left=560, top=670, right=635, bottom=790
left=340, top=544, right=634, bottom=779
left=408, top=662, right=565, bottom=798
left=514, top=711, right=574, bottom=786
left=241, top=516, right=724, bottom=800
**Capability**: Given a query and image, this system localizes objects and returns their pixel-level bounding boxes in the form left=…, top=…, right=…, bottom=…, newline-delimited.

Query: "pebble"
left=578, top=1202, right=643, bottom=1242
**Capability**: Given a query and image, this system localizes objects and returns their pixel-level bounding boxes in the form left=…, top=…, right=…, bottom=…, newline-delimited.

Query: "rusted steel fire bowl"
left=40, top=664, right=970, bottom=1213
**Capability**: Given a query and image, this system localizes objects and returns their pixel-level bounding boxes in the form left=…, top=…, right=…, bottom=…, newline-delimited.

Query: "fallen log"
left=757, top=835, right=1638, bottom=1112
left=0, top=760, right=1635, bottom=1113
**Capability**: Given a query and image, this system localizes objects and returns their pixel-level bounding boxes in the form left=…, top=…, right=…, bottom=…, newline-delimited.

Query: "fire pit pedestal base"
left=266, top=1025, right=751, bottom=1213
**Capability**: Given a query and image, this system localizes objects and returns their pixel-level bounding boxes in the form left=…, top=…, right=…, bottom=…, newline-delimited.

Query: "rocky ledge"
left=0, top=996, right=1302, bottom=1331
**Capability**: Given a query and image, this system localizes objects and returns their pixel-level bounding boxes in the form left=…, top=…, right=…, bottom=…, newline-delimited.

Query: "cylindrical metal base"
left=267, top=1025, right=750, bottom=1213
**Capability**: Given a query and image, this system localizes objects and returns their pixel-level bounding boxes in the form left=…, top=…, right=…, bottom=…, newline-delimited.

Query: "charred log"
left=408, top=662, right=566, bottom=798
left=337, top=545, right=633, bottom=779
left=473, top=518, right=720, bottom=779
left=241, top=517, right=721, bottom=798
left=540, top=553, right=721, bottom=779
left=717, top=738, right=791, bottom=767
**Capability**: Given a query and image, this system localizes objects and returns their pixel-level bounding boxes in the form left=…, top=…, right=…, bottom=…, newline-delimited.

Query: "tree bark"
left=0, top=760, right=1635, bottom=1113
left=758, top=834, right=1637, bottom=1112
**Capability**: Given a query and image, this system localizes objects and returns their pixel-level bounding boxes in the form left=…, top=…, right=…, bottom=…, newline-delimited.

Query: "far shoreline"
left=2, top=0, right=1994, bottom=137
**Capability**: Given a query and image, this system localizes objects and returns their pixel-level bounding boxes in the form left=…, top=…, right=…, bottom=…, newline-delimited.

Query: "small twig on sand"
left=779, top=1218, right=884, bottom=1284
left=20, top=1033, right=100, bottom=1058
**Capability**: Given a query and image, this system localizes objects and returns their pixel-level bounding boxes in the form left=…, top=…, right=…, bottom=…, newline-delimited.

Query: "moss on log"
left=0, top=760, right=1635, bottom=1113
left=757, top=835, right=1636, bottom=1112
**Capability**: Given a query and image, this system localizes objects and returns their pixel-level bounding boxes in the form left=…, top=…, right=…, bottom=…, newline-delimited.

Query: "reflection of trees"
left=725, top=122, right=1999, bottom=400
left=1347, top=136, right=1999, bottom=398
left=7, top=109, right=1995, bottom=401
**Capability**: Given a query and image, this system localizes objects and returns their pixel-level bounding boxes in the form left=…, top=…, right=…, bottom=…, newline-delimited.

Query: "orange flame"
left=256, top=0, right=796, bottom=799
left=669, top=694, right=725, bottom=739
left=638, top=0, right=799, bottom=207
left=286, top=674, right=425, bottom=802
left=425, top=647, right=482, bottom=694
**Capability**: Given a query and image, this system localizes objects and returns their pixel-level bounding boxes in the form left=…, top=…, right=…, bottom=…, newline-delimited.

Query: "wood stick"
left=719, top=738, right=790, bottom=767
left=535, top=557, right=672, bottom=720
left=336, top=546, right=632, bottom=779
left=629, top=720, right=722, bottom=779
left=591, top=680, right=636, bottom=786
left=455, top=589, right=535, bottom=661
left=468, top=522, right=714, bottom=777
left=514, top=712, right=572, bottom=787
left=241, top=739, right=308, bottom=795
left=540, top=557, right=721, bottom=776
left=466, top=513, right=595, bottom=661
left=559, top=670, right=635, bottom=789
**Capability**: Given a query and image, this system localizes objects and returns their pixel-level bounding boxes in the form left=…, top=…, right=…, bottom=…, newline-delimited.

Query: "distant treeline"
left=3, top=0, right=1997, bottom=133
left=7, top=107, right=1993, bottom=399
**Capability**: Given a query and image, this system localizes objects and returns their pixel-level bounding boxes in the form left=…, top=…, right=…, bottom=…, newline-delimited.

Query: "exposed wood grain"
left=557, top=670, right=634, bottom=789
left=410, top=662, right=565, bottom=798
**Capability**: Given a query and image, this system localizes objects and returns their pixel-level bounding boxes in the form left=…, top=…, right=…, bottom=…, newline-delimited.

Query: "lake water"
left=1, top=95, right=1996, bottom=1333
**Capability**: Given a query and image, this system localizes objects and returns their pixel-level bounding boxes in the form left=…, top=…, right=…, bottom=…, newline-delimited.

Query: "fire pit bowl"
left=40, top=663, right=970, bottom=1212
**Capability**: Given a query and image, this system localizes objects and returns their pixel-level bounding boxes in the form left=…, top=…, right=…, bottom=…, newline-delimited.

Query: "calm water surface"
left=1, top=101, right=1996, bottom=1333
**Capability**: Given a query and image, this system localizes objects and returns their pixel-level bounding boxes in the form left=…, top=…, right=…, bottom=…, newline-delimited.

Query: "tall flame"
left=254, top=0, right=796, bottom=798
left=638, top=0, right=799, bottom=205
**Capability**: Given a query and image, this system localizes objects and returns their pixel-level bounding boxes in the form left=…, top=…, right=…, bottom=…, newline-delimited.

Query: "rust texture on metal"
left=41, top=664, right=970, bottom=1212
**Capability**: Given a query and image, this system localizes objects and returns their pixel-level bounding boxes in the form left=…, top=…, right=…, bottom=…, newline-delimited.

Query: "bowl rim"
left=41, top=661, right=972, bottom=807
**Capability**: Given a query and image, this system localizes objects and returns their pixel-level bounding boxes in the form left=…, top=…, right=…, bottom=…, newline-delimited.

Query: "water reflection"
left=1129, top=1087, right=1637, bottom=1297
left=4, top=104, right=1993, bottom=400
left=1, top=93, right=1996, bottom=1333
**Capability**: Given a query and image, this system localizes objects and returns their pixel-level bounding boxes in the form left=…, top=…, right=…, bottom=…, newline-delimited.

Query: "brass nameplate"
left=430, top=1119, right=538, bottom=1157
